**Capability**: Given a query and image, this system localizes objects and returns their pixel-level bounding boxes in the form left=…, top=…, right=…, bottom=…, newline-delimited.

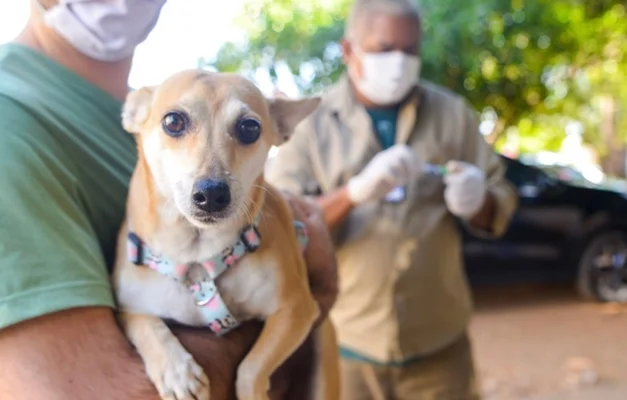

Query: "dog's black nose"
left=191, top=178, right=231, bottom=213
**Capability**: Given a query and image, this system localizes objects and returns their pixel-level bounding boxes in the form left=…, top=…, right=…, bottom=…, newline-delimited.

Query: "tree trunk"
left=599, top=96, right=626, bottom=177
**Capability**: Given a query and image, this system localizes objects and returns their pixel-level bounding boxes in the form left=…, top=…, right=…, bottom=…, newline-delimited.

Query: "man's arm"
left=0, top=308, right=159, bottom=399
left=316, top=144, right=421, bottom=229
left=267, top=121, right=421, bottom=231
left=468, top=191, right=496, bottom=231
left=316, top=186, right=354, bottom=230
left=282, top=192, right=339, bottom=321
left=0, top=307, right=273, bottom=400
left=264, top=108, right=354, bottom=230
left=461, top=105, right=517, bottom=237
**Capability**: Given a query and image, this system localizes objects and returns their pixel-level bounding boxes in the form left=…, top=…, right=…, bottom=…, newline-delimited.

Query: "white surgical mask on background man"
left=349, top=46, right=421, bottom=106
left=35, top=0, right=167, bottom=62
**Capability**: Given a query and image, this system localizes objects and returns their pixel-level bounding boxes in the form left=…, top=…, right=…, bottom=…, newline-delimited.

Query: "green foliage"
left=419, top=0, right=578, bottom=130
left=210, top=0, right=351, bottom=93
left=544, top=3, right=627, bottom=158
left=512, top=116, right=573, bottom=154
left=206, top=0, right=627, bottom=170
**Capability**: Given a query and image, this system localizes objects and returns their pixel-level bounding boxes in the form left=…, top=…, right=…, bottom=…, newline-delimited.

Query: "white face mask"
left=350, top=48, right=421, bottom=106
left=35, top=0, right=166, bottom=62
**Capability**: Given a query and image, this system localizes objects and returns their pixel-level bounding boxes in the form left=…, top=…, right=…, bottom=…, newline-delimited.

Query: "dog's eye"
left=162, top=112, right=187, bottom=137
left=235, top=118, right=261, bottom=145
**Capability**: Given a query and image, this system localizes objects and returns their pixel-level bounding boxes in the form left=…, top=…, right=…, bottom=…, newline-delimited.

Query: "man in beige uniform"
left=267, top=0, right=517, bottom=398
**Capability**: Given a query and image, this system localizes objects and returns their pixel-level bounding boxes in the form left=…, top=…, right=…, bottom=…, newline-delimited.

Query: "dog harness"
left=127, top=218, right=309, bottom=336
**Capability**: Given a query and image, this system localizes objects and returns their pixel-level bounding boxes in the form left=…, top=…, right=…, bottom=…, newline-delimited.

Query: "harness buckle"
left=127, top=233, right=144, bottom=265
left=196, top=295, right=212, bottom=307
left=240, top=224, right=262, bottom=253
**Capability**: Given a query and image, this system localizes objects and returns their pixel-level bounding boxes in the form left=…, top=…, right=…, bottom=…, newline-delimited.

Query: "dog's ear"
left=121, top=86, right=156, bottom=134
left=268, top=96, right=321, bottom=144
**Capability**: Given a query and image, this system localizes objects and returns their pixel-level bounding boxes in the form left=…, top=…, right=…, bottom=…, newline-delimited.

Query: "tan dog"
left=112, top=70, right=339, bottom=400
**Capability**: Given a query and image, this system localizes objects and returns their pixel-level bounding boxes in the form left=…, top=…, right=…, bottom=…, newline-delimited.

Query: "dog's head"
left=122, top=70, right=320, bottom=227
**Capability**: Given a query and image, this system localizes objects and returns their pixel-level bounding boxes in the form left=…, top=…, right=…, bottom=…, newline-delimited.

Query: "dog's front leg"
left=119, top=312, right=210, bottom=400
left=236, top=294, right=319, bottom=400
left=311, top=319, right=341, bottom=400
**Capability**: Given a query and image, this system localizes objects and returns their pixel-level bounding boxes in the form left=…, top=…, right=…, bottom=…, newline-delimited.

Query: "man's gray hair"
left=345, top=0, right=421, bottom=40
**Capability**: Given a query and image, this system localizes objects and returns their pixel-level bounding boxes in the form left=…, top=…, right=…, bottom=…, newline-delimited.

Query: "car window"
left=503, top=157, right=543, bottom=186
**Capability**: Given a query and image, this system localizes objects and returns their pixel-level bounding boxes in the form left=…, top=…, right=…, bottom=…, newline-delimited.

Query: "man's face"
left=342, top=14, right=421, bottom=81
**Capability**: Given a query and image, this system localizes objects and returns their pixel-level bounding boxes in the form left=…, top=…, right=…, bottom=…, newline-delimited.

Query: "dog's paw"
left=145, top=341, right=210, bottom=400
left=235, top=362, right=270, bottom=400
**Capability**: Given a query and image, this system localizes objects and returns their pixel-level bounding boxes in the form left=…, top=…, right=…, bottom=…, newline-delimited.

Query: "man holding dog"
left=0, top=0, right=338, bottom=399
left=266, top=0, right=518, bottom=398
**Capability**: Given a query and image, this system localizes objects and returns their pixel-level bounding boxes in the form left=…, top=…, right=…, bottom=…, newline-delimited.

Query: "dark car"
left=462, top=156, right=627, bottom=302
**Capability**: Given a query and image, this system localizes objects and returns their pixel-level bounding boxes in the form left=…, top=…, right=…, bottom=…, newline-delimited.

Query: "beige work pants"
left=339, top=334, right=481, bottom=400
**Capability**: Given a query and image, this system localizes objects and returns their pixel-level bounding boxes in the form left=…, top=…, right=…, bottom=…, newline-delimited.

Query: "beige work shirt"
left=266, top=76, right=517, bottom=363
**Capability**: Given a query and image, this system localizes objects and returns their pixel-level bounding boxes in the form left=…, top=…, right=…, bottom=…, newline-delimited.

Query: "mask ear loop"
left=348, top=42, right=365, bottom=59
left=346, top=42, right=365, bottom=81
left=31, top=0, right=48, bottom=14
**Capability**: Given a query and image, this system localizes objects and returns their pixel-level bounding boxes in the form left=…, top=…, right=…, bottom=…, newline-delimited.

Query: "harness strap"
left=126, top=218, right=308, bottom=336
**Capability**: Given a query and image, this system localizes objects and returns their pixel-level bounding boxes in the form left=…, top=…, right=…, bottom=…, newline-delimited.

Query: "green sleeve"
left=0, top=99, right=114, bottom=329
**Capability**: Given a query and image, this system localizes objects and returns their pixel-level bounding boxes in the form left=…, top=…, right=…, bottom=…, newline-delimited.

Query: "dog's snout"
left=192, top=179, right=231, bottom=213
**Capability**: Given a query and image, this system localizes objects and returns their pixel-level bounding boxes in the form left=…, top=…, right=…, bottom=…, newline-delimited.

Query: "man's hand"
left=347, top=144, right=421, bottom=205
left=282, top=191, right=339, bottom=324
left=443, top=160, right=489, bottom=220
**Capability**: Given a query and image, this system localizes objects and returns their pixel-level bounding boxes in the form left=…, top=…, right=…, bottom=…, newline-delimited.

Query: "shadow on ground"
left=473, top=283, right=580, bottom=312
left=469, top=283, right=627, bottom=400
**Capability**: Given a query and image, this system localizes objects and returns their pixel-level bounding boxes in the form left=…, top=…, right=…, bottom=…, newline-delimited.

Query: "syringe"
left=423, top=162, right=448, bottom=176
left=384, top=162, right=449, bottom=203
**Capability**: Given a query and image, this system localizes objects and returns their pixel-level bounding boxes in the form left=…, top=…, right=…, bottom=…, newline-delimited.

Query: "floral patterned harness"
left=127, top=217, right=309, bottom=336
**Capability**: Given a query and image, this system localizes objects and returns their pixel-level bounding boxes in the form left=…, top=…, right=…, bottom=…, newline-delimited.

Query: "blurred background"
left=3, top=1, right=627, bottom=399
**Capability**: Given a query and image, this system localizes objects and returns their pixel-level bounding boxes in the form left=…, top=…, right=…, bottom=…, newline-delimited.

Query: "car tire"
left=577, top=230, right=627, bottom=302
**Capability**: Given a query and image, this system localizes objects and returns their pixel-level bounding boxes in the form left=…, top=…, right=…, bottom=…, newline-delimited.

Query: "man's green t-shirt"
left=0, top=44, right=136, bottom=328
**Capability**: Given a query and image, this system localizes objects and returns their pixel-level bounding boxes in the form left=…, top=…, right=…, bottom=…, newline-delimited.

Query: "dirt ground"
left=469, top=284, right=627, bottom=400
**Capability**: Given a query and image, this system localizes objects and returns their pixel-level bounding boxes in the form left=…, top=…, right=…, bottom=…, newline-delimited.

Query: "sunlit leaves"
left=207, top=0, right=627, bottom=163
left=209, top=0, right=351, bottom=92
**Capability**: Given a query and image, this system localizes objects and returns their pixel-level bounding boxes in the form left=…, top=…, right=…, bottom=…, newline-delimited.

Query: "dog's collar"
left=126, top=216, right=309, bottom=335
